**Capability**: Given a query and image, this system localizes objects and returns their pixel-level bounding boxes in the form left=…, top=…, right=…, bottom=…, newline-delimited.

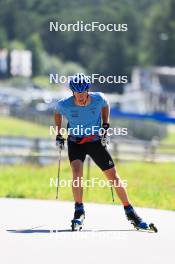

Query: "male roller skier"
left=54, top=73, right=150, bottom=231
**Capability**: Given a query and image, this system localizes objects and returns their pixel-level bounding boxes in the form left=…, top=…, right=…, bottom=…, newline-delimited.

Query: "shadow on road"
left=6, top=228, right=153, bottom=234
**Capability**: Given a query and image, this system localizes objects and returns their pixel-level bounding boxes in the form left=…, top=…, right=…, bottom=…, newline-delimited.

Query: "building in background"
left=0, top=49, right=8, bottom=78
left=10, top=50, right=32, bottom=77
left=122, top=67, right=175, bottom=116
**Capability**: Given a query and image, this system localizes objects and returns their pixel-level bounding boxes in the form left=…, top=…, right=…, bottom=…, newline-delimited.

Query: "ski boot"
left=71, top=203, right=85, bottom=231
left=124, top=205, right=158, bottom=232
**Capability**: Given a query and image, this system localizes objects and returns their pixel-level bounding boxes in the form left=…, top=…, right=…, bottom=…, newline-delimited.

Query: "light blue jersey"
left=54, top=92, right=108, bottom=140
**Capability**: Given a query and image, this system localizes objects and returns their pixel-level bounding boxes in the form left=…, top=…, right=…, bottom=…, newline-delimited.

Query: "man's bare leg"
left=103, top=166, right=130, bottom=206
left=70, top=159, right=84, bottom=203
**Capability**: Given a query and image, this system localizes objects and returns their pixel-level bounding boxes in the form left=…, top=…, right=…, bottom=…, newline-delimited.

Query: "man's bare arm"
left=54, top=112, right=63, bottom=135
left=101, top=105, right=110, bottom=124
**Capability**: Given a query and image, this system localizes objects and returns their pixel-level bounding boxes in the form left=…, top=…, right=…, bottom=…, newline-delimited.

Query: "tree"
left=26, top=33, right=44, bottom=76
left=0, top=27, right=7, bottom=48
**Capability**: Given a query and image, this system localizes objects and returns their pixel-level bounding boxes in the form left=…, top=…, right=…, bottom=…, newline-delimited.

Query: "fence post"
left=150, top=137, right=159, bottom=163
left=113, top=141, right=119, bottom=163
left=28, top=138, right=40, bottom=165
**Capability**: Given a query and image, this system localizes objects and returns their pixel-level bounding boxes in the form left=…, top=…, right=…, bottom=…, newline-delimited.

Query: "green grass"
left=162, top=130, right=175, bottom=144
left=0, top=161, right=175, bottom=210
left=0, top=117, right=174, bottom=210
left=0, top=116, right=51, bottom=138
left=161, top=125, right=175, bottom=144
left=158, top=126, right=175, bottom=153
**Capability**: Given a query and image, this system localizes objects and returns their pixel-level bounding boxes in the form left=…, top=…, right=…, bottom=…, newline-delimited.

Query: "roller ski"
left=124, top=205, right=158, bottom=233
left=71, top=203, right=85, bottom=231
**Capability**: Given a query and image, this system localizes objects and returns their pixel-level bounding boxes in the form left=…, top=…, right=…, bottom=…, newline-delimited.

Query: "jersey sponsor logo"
left=71, top=110, right=79, bottom=117
left=90, top=107, right=97, bottom=115
left=109, top=160, right=113, bottom=165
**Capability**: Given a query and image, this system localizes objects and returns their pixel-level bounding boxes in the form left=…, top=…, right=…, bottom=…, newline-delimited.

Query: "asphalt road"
left=0, top=198, right=174, bottom=264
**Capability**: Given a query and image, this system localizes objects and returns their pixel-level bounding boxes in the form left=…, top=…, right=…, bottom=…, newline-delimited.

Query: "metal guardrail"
left=0, top=136, right=175, bottom=165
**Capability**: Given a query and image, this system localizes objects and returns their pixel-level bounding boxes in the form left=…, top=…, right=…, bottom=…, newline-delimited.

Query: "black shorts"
left=68, top=140, right=114, bottom=171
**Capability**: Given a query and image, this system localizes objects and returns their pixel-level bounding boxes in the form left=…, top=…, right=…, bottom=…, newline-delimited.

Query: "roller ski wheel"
left=149, top=223, right=158, bottom=233
left=133, top=222, right=158, bottom=232
left=71, top=214, right=85, bottom=231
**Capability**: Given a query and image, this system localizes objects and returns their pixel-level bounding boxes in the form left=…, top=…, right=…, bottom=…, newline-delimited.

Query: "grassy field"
left=162, top=128, right=175, bottom=144
left=0, top=116, right=51, bottom=138
left=0, top=161, right=175, bottom=210
left=0, top=116, right=174, bottom=210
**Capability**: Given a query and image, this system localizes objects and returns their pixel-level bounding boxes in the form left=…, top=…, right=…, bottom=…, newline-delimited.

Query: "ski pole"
left=101, top=134, right=114, bottom=203
left=56, top=147, right=62, bottom=199
left=86, top=155, right=91, bottom=193
left=110, top=186, right=115, bottom=203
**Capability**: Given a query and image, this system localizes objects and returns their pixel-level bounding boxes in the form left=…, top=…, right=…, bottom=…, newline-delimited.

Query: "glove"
left=102, top=123, right=110, bottom=132
left=101, top=123, right=110, bottom=147
left=56, top=134, right=65, bottom=150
